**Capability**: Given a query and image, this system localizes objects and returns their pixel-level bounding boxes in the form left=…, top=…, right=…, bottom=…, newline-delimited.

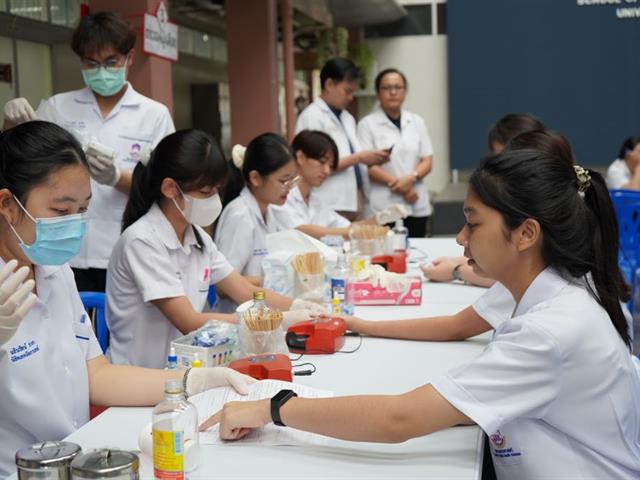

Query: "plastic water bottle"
left=152, top=379, right=199, bottom=480
left=330, top=254, right=354, bottom=315
left=393, top=219, right=409, bottom=252
left=166, top=347, right=178, bottom=370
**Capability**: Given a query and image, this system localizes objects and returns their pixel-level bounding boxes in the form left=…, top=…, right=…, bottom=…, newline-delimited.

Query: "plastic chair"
left=79, top=291, right=109, bottom=353
left=610, top=190, right=640, bottom=284
left=207, top=285, right=217, bottom=309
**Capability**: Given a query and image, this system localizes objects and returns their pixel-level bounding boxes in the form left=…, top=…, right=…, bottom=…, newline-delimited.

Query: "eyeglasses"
left=280, top=175, right=301, bottom=190
left=379, top=85, right=406, bottom=93
left=81, top=55, right=128, bottom=73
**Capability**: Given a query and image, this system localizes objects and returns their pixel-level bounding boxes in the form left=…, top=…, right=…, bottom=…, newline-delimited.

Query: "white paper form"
left=189, top=379, right=333, bottom=446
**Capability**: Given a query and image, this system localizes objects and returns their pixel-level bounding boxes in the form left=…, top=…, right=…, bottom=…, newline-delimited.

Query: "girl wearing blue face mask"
left=0, top=121, right=255, bottom=478
left=2, top=11, right=175, bottom=294
left=106, top=129, right=298, bottom=369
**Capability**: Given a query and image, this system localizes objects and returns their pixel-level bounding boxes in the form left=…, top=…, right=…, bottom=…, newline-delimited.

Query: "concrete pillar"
left=279, top=0, right=295, bottom=141
left=226, top=0, right=279, bottom=145
left=88, top=0, right=174, bottom=114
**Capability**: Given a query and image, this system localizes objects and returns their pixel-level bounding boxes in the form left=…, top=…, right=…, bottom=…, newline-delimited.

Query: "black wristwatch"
left=271, top=389, right=298, bottom=427
left=452, top=263, right=464, bottom=282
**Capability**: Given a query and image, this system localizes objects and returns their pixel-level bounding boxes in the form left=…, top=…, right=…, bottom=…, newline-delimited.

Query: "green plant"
left=349, top=42, right=374, bottom=90
left=316, top=27, right=349, bottom=68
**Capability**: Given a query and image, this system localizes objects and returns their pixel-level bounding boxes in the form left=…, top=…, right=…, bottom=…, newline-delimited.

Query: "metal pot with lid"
left=70, top=449, right=139, bottom=480
left=15, top=441, right=82, bottom=479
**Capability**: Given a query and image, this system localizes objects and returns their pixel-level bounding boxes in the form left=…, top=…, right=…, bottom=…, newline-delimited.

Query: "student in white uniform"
left=203, top=148, right=640, bottom=480
left=2, top=12, right=175, bottom=292
left=606, top=136, right=640, bottom=190
left=423, top=112, right=545, bottom=287
left=216, top=133, right=299, bottom=285
left=106, top=130, right=302, bottom=369
left=358, top=68, right=434, bottom=238
left=271, top=130, right=408, bottom=239
left=0, top=122, right=253, bottom=477
left=296, top=57, right=390, bottom=219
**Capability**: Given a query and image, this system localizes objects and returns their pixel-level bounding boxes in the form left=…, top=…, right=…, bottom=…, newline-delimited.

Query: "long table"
left=63, top=238, right=492, bottom=479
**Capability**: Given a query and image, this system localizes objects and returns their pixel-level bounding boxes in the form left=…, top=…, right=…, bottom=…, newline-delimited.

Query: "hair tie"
left=231, top=144, right=246, bottom=169
left=573, top=165, right=591, bottom=193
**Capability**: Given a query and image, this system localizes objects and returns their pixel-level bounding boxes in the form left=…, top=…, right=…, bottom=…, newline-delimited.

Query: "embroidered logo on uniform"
left=489, top=430, right=506, bottom=448
left=9, top=340, right=40, bottom=363
left=129, top=143, right=141, bottom=161
left=253, top=248, right=268, bottom=256
left=203, top=267, right=210, bottom=282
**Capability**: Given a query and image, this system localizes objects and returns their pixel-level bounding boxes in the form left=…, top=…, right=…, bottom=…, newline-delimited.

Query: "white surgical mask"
left=173, top=185, right=222, bottom=227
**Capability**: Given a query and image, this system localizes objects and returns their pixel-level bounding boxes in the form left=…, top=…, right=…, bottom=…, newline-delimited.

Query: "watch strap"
left=271, top=389, right=298, bottom=427
left=452, top=263, right=464, bottom=282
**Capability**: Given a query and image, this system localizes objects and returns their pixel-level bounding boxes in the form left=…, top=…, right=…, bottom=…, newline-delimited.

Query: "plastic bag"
left=236, top=300, right=289, bottom=357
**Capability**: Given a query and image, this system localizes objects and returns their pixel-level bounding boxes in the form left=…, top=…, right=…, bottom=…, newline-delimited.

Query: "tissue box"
left=350, top=277, right=422, bottom=306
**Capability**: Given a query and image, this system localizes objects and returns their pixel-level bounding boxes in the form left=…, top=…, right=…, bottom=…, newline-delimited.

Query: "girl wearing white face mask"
left=106, top=130, right=295, bottom=369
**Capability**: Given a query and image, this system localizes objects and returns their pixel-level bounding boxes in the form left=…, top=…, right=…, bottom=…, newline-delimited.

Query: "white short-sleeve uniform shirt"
left=357, top=108, right=433, bottom=217
left=0, top=261, right=102, bottom=477
left=215, top=188, right=274, bottom=277
left=295, top=97, right=368, bottom=213
left=606, top=158, right=631, bottom=190
left=106, top=203, right=233, bottom=369
left=433, top=268, right=640, bottom=480
left=36, top=84, right=175, bottom=269
left=270, top=185, right=350, bottom=231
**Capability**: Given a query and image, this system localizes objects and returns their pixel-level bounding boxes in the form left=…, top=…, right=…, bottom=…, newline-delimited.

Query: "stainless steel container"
left=70, top=449, right=139, bottom=480
left=15, top=441, right=82, bottom=480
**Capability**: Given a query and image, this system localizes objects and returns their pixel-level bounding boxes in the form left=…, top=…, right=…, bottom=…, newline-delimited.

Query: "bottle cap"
left=253, top=291, right=265, bottom=301
left=167, top=346, right=177, bottom=362
left=164, top=379, right=183, bottom=394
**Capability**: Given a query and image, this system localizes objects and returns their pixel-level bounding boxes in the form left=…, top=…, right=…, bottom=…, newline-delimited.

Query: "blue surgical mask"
left=82, top=66, right=127, bottom=97
left=9, top=196, right=87, bottom=266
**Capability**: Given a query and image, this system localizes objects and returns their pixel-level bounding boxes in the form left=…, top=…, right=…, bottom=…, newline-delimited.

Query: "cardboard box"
left=350, top=277, right=422, bottom=306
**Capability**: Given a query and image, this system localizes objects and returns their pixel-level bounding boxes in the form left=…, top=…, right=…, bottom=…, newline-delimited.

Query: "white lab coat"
left=433, top=268, right=640, bottom=480
left=606, top=158, right=632, bottom=189
left=270, top=185, right=350, bottom=231
left=357, top=108, right=433, bottom=217
left=106, top=203, right=233, bottom=369
left=36, top=84, right=175, bottom=269
left=296, top=97, right=368, bottom=212
left=0, top=260, right=102, bottom=477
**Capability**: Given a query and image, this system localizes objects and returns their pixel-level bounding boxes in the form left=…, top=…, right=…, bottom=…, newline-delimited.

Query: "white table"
left=64, top=238, right=491, bottom=479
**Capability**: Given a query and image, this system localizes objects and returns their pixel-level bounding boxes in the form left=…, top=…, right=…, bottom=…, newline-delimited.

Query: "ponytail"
left=582, top=170, right=631, bottom=346
left=122, top=160, right=153, bottom=231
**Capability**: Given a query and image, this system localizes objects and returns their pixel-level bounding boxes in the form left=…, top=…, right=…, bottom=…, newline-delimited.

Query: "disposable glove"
left=0, top=260, right=37, bottom=346
left=186, top=366, right=256, bottom=397
left=290, top=298, right=327, bottom=315
left=374, top=203, right=408, bottom=225
left=282, top=309, right=313, bottom=329
left=85, top=138, right=120, bottom=186
left=3, top=98, right=36, bottom=125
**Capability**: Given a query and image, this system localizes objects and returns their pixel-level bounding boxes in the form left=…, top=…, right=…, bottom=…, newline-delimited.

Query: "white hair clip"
left=139, top=146, right=152, bottom=167
left=232, top=144, right=247, bottom=169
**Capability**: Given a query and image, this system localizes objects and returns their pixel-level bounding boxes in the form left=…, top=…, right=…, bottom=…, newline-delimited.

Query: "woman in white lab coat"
left=606, top=136, right=640, bottom=190
left=203, top=148, right=640, bottom=480
left=357, top=68, right=433, bottom=238
left=215, top=133, right=299, bottom=285
left=270, top=130, right=407, bottom=239
left=106, top=130, right=303, bottom=368
left=0, top=121, right=253, bottom=477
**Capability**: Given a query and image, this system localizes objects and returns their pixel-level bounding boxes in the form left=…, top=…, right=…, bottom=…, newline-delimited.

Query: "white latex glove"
left=85, top=138, right=120, bottom=186
left=282, top=309, right=313, bottom=329
left=0, top=260, right=37, bottom=346
left=186, top=366, right=256, bottom=397
left=374, top=203, right=408, bottom=225
left=3, top=98, right=36, bottom=125
left=290, top=298, right=326, bottom=315
left=355, top=264, right=412, bottom=293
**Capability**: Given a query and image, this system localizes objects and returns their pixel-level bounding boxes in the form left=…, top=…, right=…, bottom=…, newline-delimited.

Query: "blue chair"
left=79, top=291, right=109, bottom=353
left=610, top=190, right=640, bottom=284
left=207, top=285, right=217, bottom=309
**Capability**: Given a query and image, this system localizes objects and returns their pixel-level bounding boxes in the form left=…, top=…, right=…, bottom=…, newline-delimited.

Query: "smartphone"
left=384, top=145, right=395, bottom=154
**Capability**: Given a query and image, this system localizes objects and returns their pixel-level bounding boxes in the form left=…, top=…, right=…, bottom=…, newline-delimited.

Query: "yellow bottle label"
left=153, top=429, right=184, bottom=480
left=352, top=258, right=366, bottom=274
